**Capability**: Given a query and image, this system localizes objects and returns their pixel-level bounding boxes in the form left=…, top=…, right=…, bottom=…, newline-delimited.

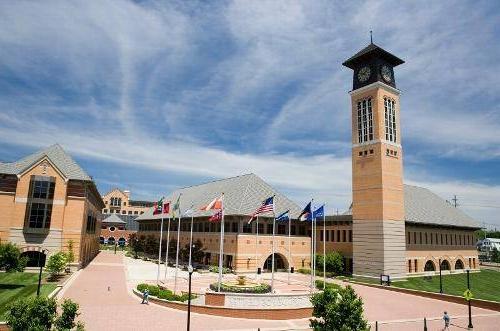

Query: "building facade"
left=102, top=188, right=153, bottom=219
left=0, top=144, right=104, bottom=268
left=99, top=213, right=135, bottom=246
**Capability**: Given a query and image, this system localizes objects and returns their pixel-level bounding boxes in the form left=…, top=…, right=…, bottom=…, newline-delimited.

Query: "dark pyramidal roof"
left=343, top=42, right=405, bottom=69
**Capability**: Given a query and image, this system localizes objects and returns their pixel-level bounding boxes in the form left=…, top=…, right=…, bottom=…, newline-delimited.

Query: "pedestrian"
left=142, top=288, right=149, bottom=304
left=442, top=311, right=450, bottom=330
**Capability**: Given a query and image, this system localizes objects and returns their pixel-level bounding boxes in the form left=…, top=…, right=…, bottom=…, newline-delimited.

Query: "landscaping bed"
left=136, top=283, right=196, bottom=302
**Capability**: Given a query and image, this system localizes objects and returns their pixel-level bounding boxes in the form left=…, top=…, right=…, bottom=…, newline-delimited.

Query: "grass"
left=391, top=270, right=500, bottom=302
left=0, top=272, right=58, bottom=321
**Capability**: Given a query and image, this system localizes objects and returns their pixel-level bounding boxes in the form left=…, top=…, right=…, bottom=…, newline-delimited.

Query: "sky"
left=0, top=0, right=499, bottom=229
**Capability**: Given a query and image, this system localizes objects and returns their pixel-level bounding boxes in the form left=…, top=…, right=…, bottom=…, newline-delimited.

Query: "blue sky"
left=0, top=0, right=499, bottom=228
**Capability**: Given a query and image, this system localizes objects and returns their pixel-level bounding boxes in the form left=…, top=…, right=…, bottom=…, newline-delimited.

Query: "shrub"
left=66, top=240, right=75, bottom=265
left=208, top=265, right=231, bottom=274
left=137, top=283, right=149, bottom=293
left=316, top=252, right=344, bottom=275
left=54, top=299, right=81, bottom=330
left=147, top=285, right=160, bottom=297
left=0, top=242, right=28, bottom=272
left=46, top=252, right=67, bottom=276
left=7, top=296, right=57, bottom=331
left=310, top=285, right=369, bottom=331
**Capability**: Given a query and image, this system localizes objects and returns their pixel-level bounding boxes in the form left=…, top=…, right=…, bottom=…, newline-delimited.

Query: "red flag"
left=162, top=202, right=170, bottom=214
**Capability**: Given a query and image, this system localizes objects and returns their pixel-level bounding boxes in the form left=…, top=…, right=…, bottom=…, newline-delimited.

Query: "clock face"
left=381, top=65, right=392, bottom=82
left=357, top=66, right=371, bottom=83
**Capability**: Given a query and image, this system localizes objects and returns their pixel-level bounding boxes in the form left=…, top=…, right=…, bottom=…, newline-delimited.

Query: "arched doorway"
left=424, top=260, right=436, bottom=271
left=455, top=259, right=464, bottom=270
left=107, top=237, right=115, bottom=245
left=118, top=238, right=126, bottom=246
left=263, top=253, right=287, bottom=271
left=440, top=260, right=451, bottom=270
left=99, top=237, right=105, bottom=244
left=21, top=251, right=47, bottom=268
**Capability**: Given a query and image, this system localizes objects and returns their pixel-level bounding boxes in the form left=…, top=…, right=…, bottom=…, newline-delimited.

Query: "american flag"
left=248, top=196, right=274, bottom=223
left=209, top=210, right=222, bottom=222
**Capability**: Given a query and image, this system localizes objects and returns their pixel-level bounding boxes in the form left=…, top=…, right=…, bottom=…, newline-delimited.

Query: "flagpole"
left=164, top=216, right=171, bottom=280
left=271, top=206, right=276, bottom=293
left=174, top=198, right=181, bottom=293
left=188, top=211, right=194, bottom=267
left=323, top=205, right=326, bottom=290
left=255, top=215, right=259, bottom=279
left=217, top=193, right=225, bottom=292
left=310, top=199, right=314, bottom=293
left=288, top=214, right=291, bottom=285
left=157, top=216, right=164, bottom=284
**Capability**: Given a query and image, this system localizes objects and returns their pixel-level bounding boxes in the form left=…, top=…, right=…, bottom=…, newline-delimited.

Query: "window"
left=408, top=260, right=412, bottom=273
left=326, top=230, right=330, bottom=241
left=407, top=232, right=410, bottom=244
left=267, top=223, right=273, bottom=234
left=357, top=98, right=374, bottom=143
left=243, top=223, right=252, bottom=233
left=299, top=226, right=306, bottom=236
left=349, top=230, right=353, bottom=242
left=103, top=209, right=107, bottom=213
left=86, top=212, right=97, bottom=233
left=25, top=176, right=55, bottom=229
left=291, top=225, right=296, bottom=235
left=278, top=224, right=286, bottom=235
left=419, top=232, right=422, bottom=245
left=425, top=233, right=428, bottom=245
left=337, top=230, right=341, bottom=242
left=320, top=230, right=324, bottom=242
left=384, top=97, right=397, bottom=142
left=342, top=230, right=346, bottom=242
left=110, top=197, right=122, bottom=207
left=414, top=259, right=418, bottom=272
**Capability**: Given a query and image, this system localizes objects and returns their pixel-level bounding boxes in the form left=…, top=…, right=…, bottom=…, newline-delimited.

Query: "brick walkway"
left=61, top=251, right=500, bottom=330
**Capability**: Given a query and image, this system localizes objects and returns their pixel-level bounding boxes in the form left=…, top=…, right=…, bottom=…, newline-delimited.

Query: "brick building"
left=0, top=144, right=104, bottom=268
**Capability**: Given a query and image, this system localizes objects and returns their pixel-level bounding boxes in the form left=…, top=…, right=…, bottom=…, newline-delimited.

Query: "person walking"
left=142, top=288, right=149, bottom=304
left=442, top=311, right=450, bottom=330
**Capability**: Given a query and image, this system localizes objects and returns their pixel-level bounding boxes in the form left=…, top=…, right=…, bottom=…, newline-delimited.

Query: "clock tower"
left=343, top=42, right=407, bottom=279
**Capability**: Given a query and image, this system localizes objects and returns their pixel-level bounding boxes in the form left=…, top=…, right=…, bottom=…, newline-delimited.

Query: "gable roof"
left=102, top=214, right=127, bottom=224
left=136, top=173, right=302, bottom=221
left=403, top=185, right=479, bottom=229
left=0, top=144, right=91, bottom=181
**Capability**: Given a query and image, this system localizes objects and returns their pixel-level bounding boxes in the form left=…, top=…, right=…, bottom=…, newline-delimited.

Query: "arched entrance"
left=99, top=237, right=105, bottom=244
left=118, top=238, right=126, bottom=246
left=440, top=260, right=451, bottom=271
left=263, top=253, right=287, bottom=272
left=21, top=251, right=47, bottom=268
left=107, top=237, right=115, bottom=245
left=455, top=259, right=464, bottom=270
left=424, top=260, right=436, bottom=271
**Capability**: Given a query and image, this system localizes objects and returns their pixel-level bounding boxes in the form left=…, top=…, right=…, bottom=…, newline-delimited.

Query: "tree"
left=66, top=240, right=75, bottom=265
left=316, top=252, right=344, bottom=275
left=491, top=247, right=500, bottom=263
left=7, top=297, right=83, bottom=331
left=310, top=285, right=369, bottom=331
left=0, top=242, right=28, bottom=272
left=7, top=296, right=57, bottom=331
left=46, top=252, right=67, bottom=277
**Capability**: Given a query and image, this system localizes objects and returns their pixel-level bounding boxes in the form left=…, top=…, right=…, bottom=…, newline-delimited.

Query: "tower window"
left=384, top=97, right=397, bottom=143
left=357, top=98, right=373, bottom=143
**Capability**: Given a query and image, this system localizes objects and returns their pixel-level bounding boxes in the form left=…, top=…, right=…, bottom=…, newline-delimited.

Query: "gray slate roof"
left=136, top=173, right=302, bottom=221
left=0, top=144, right=91, bottom=181
left=102, top=214, right=127, bottom=224
left=404, top=185, right=480, bottom=229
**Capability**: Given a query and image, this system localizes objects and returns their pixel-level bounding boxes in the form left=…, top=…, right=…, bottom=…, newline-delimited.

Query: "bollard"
left=424, top=317, right=427, bottom=331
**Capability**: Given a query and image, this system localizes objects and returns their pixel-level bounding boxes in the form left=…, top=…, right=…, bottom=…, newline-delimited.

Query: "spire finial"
left=370, top=30, right=373, bottom=44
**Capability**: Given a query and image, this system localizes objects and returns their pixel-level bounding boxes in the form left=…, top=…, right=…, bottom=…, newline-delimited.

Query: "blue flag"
left=313, top=205, right=325, bottom=220
left=275, top=210, right=290, bottom=222
left=299, top=202, right=312, bottom=221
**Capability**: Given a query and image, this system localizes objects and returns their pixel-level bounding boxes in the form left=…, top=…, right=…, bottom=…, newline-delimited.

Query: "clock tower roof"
left=342, top=42, right=404, bottom=69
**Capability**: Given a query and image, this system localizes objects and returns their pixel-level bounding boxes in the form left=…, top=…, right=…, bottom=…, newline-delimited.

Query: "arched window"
left=118, top=238, right=126, bottom=246
left=440, top=260, right=451, bottom=271
left=455, top=259, right=464, bottom=270
left=20, top=251, right=47, bottom=267
left=107, top=237, right=115, bottom=245
left=99, top=237, right=105, bottom=244
left=424, top=260, right=436, bottom=271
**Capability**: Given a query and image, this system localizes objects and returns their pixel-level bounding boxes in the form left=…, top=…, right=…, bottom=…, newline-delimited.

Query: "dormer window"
left=384, top=97, right=397, bottom=143
left=357, top=98, right=373, bottom=143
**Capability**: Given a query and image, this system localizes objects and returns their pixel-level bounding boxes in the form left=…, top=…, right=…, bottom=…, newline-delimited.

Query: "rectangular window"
left=320, top=230, right=324, bottom=242
left=419, top=232, right=422, bottom=245
left=413, top=232, right=417, bottom=244
left=384, top=97, right=397, bottom=143
left=278, top=224, right=286, bottom=235
left=267, top=224, right=273, bottom=234
left=408, top=260, right=412, bottom=273
left=357, top=98, right=374, bottom=143
left=342, top=230, right=346, bottom=242
left=25, top=176, right=55, bottom=229
left=425, top=233, right=428, bottom=245
left=414, top=259, right=418, bottom=272
left=291, top=225, right=296, bottom=235
left=349, top=230, right=353, bottom=242
left=243, top=223, right=252, bottom=233
left=326, top=230, right=330, bottom=241
left=337, top=230, right=341, bottom=242
left=407, top=232, right=410, bottom=244
left=299, top=226, right=306, bottom=236
left=330, top=230, right=334, bottom=242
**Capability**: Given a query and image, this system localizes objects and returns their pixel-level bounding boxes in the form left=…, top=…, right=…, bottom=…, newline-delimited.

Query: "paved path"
left=61, top=251, right=500, bottom=330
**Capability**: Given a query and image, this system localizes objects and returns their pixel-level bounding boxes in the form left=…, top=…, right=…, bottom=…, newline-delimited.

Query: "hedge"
left=208, top=265, right=232, bottom=274
left=315, top=280, right=342, bottom=291
left=209, top=282, right=272, bottom=294
left=136, top=284, right=196, bottom=302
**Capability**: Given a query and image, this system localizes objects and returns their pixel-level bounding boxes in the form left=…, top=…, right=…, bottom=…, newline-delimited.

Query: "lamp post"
left=467, top=269, right=473, bottom=329
left=114, top=242, right=117, bottom=254
left=187, top=265, right=194, bottom=331
left=439, top=258, right=443, bottom=294
left=36, top=249, right=47, bottom=297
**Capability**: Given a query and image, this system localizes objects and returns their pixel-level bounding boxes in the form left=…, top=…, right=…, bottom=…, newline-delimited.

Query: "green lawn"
left=392, top=270, right=500, bottom=302
left=0, top=272, right=58, bottom=321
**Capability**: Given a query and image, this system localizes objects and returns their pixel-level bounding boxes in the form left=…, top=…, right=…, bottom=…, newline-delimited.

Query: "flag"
left=248, top=196, right=274, bottom=223
left=275, top=210, right=290, bottom=222
left=313, top=205, right=324, bottom=220
left=298, top=201, right=312, bottom=221
left=153, top=199, right=170, bottom=216
left=209, top=210, right=222, bottom=222
left=182, top=204, right=195, bottom=217
left=172, top=194, right=181, bottom=218
left=200, top=195, right=223, bottom=211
